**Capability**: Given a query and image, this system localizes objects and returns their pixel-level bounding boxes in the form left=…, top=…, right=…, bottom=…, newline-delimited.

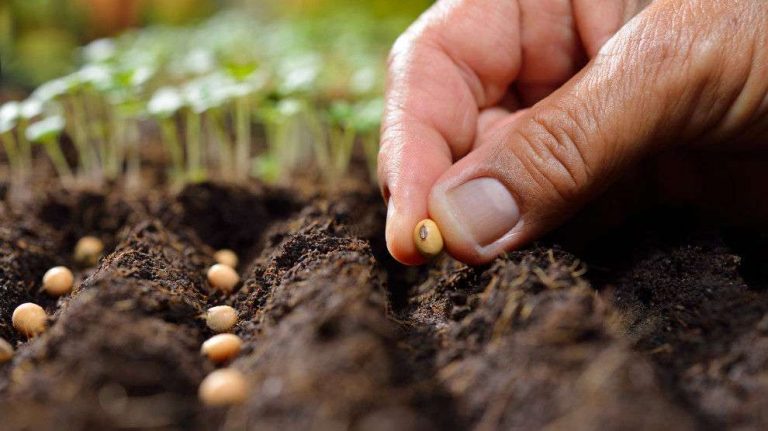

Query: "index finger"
left=378, top=0, right=522, bottom=264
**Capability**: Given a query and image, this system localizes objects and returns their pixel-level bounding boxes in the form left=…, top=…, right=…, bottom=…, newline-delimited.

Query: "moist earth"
left=0, top=180, right=767, bottom=430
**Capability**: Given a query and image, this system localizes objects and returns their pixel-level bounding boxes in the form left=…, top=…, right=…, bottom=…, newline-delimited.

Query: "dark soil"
left=1, top=178, right=767, bottom=430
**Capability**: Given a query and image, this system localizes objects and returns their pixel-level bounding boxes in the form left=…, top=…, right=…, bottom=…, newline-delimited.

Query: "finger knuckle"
left=510, top=109, right=595, bottom=203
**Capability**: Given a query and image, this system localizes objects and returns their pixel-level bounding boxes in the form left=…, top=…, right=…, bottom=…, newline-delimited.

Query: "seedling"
left=207, top=264, right=240, bottom=293
left=42, top=266, right=74, bottom=297
left=198, top=368, right=248, bottom=406
left=147, top=87, right=185, bottom=182
left=206, top=305, right=238, bottom=333
left=0, top=338, right=13, bottom=363
left=74, top=236, right=104, bottom=267
left=12, top=303, right=47, bottom=338
left=0, top=102, right=21, bottom=179
left=213, top=249, right=239, bottom=269
left=201, top=333, right=243, bottom=364
left=25, top=115, right=73, bottom=183
left=413, top=219, right=444, bottom=259
left=30, top=75, right=97, bottom=179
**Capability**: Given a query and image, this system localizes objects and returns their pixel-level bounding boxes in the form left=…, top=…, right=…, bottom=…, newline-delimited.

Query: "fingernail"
left=444, top=178, right=520, bottom=247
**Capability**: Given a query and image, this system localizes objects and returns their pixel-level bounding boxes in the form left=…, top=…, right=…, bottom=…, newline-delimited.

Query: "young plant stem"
left=185, top=110, right=204, bottom=182
left=305, top=108, right=330, bottom=175
left=67, top=96, right=96, bottom=178
left=105, top=117, right=126, bottom=180
left=330, top=126, right=355, bottom=179
left=17, top=119, right=32, bottom=176
left=125, top=120, right=141, bottom=190
left=0, top=132, right=20, bottom=180
left=234, top=98, right=251, bottom=180
left=87, top=91, right=111, bottom=176
left=208, top=110, right=234, bottom=181
left=160, top=118, right=184, bottom=183
left=42, top=138, right=74, bottom=182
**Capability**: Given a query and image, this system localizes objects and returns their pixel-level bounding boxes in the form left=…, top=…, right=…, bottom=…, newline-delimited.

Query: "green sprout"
left=148, top=87, right=185, bottom=183
left=352, top=97, right=384, bottom=181
left=326, top=101, right=357, bottom=179
left=31, top=74, right=100, bottom=181
left=0, top=102, right=21, bottom=179
left=25, top=115, right=73, bottom=183
left=11, top=6, right=405, bottom=189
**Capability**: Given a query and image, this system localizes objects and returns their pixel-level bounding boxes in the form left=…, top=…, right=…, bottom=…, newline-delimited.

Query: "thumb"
left=427, top=0, right=767, bottom=265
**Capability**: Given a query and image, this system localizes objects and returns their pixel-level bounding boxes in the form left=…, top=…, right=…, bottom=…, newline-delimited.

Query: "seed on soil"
left=214, top=249, right=239, bottom=268
left=207, top=264, right=240, bottom=293
left=0, top=338, right=13, bottom=363
left=206, top=305, right=238, bottom=332
left=199, top=368, right=248, bottom=406
left=74, top=235, right=104, bottom=267
left=42, top=266, right=74, bottom=296
left=12, top=303, right=48, bottom=338
left=201, top=333, right=243, bottom=364
left=413, top=219, right=444, bottom=259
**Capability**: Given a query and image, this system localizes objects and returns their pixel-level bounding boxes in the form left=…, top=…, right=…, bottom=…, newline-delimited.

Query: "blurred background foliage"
left=0, top=0, right=431, bottom=91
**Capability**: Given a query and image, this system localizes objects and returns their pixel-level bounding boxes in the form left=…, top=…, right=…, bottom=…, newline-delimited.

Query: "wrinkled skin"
left=378, top=0, right=768, bottom=265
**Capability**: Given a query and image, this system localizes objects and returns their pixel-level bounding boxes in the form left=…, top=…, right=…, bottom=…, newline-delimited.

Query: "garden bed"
left=1, top=172, right=768, bottom=430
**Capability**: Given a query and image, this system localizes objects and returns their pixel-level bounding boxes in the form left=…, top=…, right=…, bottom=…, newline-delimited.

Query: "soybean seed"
left=207, top=264, right=240, bottom=293
left=199, top=368, right=248, bottom=406
left=0, top=337, right=13, bottom=363
left=74, top=235, right=104, bottom=267
left=12, top=303, right=47, bottom=338
left=214, top=249, right=238, bottom=268
left=42, top=266, right=74, bottom=296
left=201, top=333, right=243, bottom=364
left=206, top=305, right=238, bottom=333
left=413, top=219, right=444, bottom=259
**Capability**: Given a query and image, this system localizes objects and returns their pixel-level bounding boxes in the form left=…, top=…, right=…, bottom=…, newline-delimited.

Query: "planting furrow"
left=228, top=200, right=461, bottom=430
left=404, top=248, right=698, bottom=430
left=0, top=217, right=216, bottom=431
left=0, top=213, right=62, bottom=344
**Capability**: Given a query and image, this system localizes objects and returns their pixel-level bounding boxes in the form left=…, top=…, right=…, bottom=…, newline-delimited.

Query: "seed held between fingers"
left=207, top=264, right=240, bottom=293
left=12, top=303, right=47, bottom=338
left=413, top=219, right=444, bottom=259
left=201, top=333, right=243, bottom=364
left=0, top=337, right=13, bottom=363
left=199, top=368, right=248, bottom=406
left=214, top=249, right=239, bottom=268
left=42, top=266, right=74, bottom=296
left=74, top=236, right=104, bottom=267
left=206, top=305, right=238, bottom=333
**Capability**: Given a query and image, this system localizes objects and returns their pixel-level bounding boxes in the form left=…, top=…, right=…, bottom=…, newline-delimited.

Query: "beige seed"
left=207, top=264, right=240, bottom=293
left=42, top=266, right=74, bottom=296
left=0, top=337, right=14, bottom=363
left=199, top=368, right=248, bottom=406
left=12, top=303, right=47, bottom=338
left=206, top=305, right=238, bottom=333
left=74, top=236, right=104, bottom=267
left=201, top=333, right=243, bottom=364
left=213, top=249, right=239, bottom=268
left=413, top=219, right=444, bottom=259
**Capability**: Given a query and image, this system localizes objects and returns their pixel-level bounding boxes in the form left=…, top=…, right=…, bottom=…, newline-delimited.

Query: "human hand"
left=378, top=0, right=768, bottom=265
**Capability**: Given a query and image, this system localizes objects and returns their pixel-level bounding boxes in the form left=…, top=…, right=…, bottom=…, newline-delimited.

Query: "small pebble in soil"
left=42, top=266, right=74, bottom=296
left=12, top=303, right=47, bottom=338
left=207, top=264, right=240, bottom=293
left=201, top=333, right=243, bottom=364
left=0, top=337, right=14, bottom=363
left=74, top=236, right=104, bottom=267
left=214, top=249, right=239, bottom=268
left=206, top=305, right=238, bottom=332
left=413, top=219, right=444, bottom=259
left=199, top=368, right=248, bottom=406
